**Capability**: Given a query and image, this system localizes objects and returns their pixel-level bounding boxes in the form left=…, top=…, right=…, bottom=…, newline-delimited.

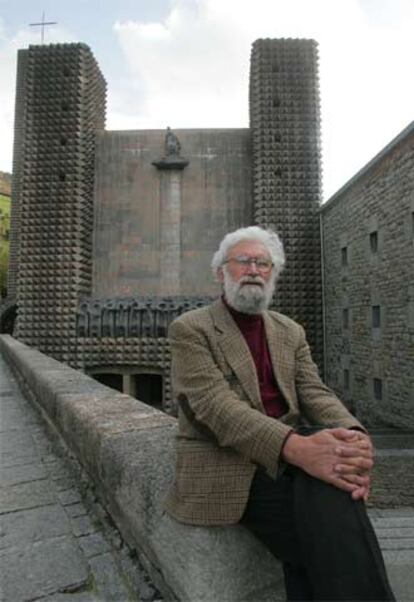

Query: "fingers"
left=330, top=427, right=362, bottom=440
left=335, top=443, right=372, bottom=459
left=334, top=456, right=373, bottom=474
left=330, top=429, right=372, bottom=448
left=338, top=473, right=370, bottom=487
left=351, top=484, right=370, bottom=501
left=329, top=473, right=371, bottom=500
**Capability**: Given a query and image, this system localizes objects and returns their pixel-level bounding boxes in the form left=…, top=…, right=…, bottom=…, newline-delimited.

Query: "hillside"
left=0, top=171, right=11, bottom=196
left=0, top=193, right=10, bottom=298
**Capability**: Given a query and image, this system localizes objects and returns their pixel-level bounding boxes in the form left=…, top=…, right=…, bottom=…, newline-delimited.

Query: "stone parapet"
left=0, top=334, right=285, bottom=601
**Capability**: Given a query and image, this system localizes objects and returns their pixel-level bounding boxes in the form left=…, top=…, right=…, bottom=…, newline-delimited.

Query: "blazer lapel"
left=262, top=311, right=294, bottom=410
left=210, top=300, right=263, bottom=411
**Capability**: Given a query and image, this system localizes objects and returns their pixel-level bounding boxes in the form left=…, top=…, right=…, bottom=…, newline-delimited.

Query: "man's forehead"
left=226, top=239, right=270, bottom=256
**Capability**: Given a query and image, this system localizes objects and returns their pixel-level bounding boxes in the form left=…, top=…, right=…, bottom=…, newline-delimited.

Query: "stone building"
left=321, top=122, right=414, bottom=429
left=3, top=39, right=323, bottom=411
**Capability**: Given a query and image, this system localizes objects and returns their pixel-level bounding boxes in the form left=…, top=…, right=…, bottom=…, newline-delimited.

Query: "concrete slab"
left=89, top=552, right=134, bottom=601
left=0, top=430, right=37, bottom=454
left=382, top=549, right=414, bottom=602
left=0, top=504, right=71, bottom=549
left=0, top=478, right=57, bottom=514
left=0, top=460, right=47, bottom=486
left=78, top=533, right=111, bottom=558
left=0, top=537, right=90, bottom=600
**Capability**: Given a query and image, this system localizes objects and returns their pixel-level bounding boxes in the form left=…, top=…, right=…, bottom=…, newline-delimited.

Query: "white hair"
left=211, top=226, right=285, bottom=279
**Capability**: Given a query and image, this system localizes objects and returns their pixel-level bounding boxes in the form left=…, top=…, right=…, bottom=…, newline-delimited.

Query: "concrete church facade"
left=2, top=39, right=413, bottom=429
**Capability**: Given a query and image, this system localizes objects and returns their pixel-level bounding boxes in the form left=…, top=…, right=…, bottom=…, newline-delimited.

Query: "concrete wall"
left=93, top=129, right=252, bottom=298
left=0, top=334, right=285, bottom=601
left=321, top=124, right=414, bottom=429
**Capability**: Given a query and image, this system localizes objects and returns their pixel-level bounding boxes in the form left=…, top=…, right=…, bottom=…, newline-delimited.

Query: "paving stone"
left=383, top=549, right=414, bottom=602
left=0, top=430, right=37, bottom=454
left=89, top=552, right=134, bottom=601
left=0, top=478, right=57, bottom=513
left=70, top=514, right=98, bottom=537
left=58, top=488, right=83, bottom=506
left=65, top=502, right=88, bottom=518
left=379, top=539, right=414, bottom=550
left=78, top=533, right=111, bottom=558
left=372, top=516, right=414, bottom=528
left=1, top=536, right=90, bottom=601
left=0, top=449, right=38, bottom=468
left=42, top=454, right=67, bottom=465
left=0, top=504, right=72, bottom=549
left=0, top=460, right=47, bottom=486
left=39, top=593, right=99, bottom=601
left=0, top=411, right=27, bottom=430
left=0, top=409, right=41, bottom=428
left=54, top=476, right=79, bottom=491
left=374, top=527, right=414, bottom=538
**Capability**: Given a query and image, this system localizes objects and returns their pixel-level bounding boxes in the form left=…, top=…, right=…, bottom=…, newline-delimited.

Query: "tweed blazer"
left=164, top=298, right=363, bottom=526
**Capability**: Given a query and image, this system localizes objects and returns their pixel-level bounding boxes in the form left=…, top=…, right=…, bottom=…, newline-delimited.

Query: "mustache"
left=238, top=276, right=266, bottom=286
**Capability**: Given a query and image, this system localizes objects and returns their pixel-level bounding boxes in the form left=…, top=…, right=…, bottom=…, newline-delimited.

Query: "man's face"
left=218, top=240, right=276, bottom=314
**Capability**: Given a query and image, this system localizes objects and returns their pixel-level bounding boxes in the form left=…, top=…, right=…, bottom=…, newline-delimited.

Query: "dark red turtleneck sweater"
left=224, top=299, right=287, bottom=419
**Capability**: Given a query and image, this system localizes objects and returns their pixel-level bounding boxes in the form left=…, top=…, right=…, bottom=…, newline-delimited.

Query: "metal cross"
left=29, top=11, right=57, bottom=44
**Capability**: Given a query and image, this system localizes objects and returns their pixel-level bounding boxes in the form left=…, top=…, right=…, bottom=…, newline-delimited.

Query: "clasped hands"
left=282, top=428, right=373, bottom=501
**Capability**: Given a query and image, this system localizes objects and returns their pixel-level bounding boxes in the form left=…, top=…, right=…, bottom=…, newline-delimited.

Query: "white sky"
left=1, top=0, right=413, bottom=200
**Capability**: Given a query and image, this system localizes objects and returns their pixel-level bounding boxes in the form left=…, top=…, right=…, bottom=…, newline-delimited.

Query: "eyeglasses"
left=223, top=255, right=274, bottom=273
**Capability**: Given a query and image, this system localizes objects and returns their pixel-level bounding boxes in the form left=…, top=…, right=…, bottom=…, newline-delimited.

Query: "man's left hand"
left=330, top=429, right=373, bottom=501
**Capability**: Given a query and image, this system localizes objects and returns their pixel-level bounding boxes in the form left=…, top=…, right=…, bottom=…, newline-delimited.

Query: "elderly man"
left=165, top=226, right=395, bottom=601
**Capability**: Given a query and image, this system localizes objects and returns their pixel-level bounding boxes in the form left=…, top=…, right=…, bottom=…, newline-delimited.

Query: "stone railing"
left=0, top=334, right=284, bottom=601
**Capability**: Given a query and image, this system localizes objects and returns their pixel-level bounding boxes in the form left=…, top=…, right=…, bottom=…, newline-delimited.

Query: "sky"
left=1, top=0, right=414, bottom=201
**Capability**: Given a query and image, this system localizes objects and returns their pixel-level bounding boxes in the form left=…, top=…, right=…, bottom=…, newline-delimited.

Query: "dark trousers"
left=240, top=466, right=396, bottom=601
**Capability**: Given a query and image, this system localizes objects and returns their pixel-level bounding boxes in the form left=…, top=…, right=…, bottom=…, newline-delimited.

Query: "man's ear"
left=217, top=267, right=224, bottom=283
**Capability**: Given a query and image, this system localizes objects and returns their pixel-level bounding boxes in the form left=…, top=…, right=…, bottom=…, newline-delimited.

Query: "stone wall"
left=321, top=123, right=414, bottom=429
left=93, top=129, right=252, bottom=298
left=0, top=334, right=285, bottom=601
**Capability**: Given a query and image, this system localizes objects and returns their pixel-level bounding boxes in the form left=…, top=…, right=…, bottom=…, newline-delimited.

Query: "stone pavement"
left=1, top=353, right=414, bottom=601
left=369, top=507, right=414, bottom=601
left=0, top=356, right=162, bottom=602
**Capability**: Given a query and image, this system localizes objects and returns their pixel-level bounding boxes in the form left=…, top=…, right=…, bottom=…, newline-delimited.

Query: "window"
left=93, top=373, right=123, bottom=392
left=370, top=231, right=378, bottom=253
left=344, top=369, right=350, bottom=390
left=373, top=378, right=382, bottom=401
left=341, top=246, right=348, bottom=267
left=135, top=374, right=163, bottom=409
left=342, top=308, right=349, bottom=330
left=372, top=305, right=381, bottom=328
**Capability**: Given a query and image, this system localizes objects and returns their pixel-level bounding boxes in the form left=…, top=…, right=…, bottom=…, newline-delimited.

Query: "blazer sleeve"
left=169, top=317, right=293, bottom=475
left=294, top=323, right=365, bottom=430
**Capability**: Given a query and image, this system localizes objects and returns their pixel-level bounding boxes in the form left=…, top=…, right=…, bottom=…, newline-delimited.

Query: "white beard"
left=223, top=270, right=276, bottom=314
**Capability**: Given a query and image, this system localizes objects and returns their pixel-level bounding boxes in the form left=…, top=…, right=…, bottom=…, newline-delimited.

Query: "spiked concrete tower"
left=250, top=38, right=323, bottom=367
left=12, top=43, right=106, bottom=362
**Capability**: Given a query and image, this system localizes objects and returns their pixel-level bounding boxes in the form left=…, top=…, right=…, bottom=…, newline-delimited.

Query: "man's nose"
left=246, top=260, right=260, bottom=274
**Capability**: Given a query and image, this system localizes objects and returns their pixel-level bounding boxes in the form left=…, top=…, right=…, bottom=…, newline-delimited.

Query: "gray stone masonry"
left=0, top=355, right=161, bottom=602
left=321, top=124, right=414, bottom=429
left=1, top=334, right=414, bottom=600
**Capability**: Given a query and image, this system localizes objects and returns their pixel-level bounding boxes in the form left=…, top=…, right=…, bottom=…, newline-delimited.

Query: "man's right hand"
left=281, top=428, right=373, bottom=499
